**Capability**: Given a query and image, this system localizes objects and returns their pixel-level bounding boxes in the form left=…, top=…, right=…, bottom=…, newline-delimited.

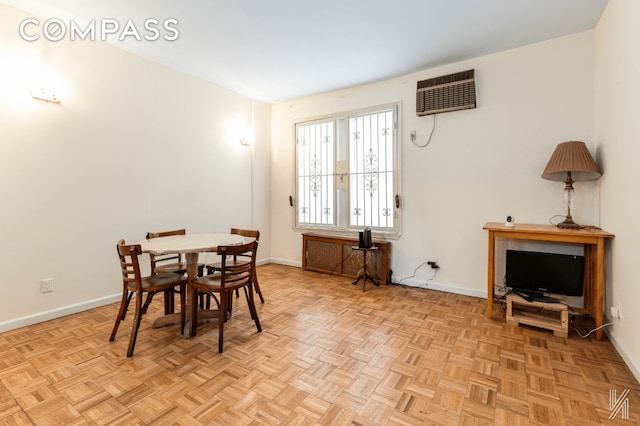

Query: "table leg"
left=487, top=231, right=495, bottom=319
left=352, top=250, right=365, bottom=290
left=181, top=252, right=200, bottom=338
left=583, top=245, right=593, bottom=318
left=351, top=250, right=379, bottom=292
left=595, top=239, right=605, bottom=341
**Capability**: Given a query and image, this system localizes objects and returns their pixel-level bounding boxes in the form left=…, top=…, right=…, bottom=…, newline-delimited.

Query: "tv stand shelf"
left=506, top=294, right=568, bottom=337
left=483, top=222, right=613, bottom=340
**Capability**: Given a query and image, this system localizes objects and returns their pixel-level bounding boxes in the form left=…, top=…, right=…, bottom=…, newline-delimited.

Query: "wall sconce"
left=27, top=86, right=60, bottom=103
left=239, top=126, right=253, bottom=148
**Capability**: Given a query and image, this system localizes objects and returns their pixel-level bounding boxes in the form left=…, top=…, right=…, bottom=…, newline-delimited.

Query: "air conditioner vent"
left=416, top=69, right=476, bottom=116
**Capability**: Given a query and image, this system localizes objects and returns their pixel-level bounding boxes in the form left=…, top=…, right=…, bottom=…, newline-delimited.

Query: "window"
left=295, top=104, right=400, bottom=236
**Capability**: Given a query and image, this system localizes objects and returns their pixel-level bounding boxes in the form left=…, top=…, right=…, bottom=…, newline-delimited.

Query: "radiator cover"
left=302, top=234, right=391, bottom=284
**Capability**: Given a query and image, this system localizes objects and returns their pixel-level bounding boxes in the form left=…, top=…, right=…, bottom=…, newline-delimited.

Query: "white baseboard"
left=605, top=328, right=640, bottom=383
left=396, top=277, right=487, bottom=299
left=0, top=294, right=121, bottom=333
left=268, top=258, right=302, bottom=268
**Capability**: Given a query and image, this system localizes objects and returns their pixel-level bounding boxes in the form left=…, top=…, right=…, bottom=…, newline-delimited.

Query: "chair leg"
left=227, top=291, right=233, bottom=319
left=141, top=292, right=154, bottom=314
left=208, top=293, right=220, bottom=310
left=197, top=291, right=212, bottom=309
left=126, top=292, right=144, bottom=357
left=190, top=286, right=199, bottom=338
left=164, top=289, right=175, bottom=315
left=110, top=287, right=129, bottom=341
left=121, top=291, right=133, bottom=320
left=218, top=290, right=227, bottom=353
left=179, top=284, right=186, bottom=331
left=243, top=287, right=255, bottom=320
left=253, top=267, right=265, bottom=303
left=246, top=283, right=262, bottom=333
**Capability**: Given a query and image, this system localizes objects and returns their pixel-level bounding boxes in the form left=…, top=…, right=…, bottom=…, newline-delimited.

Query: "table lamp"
left=542, top=141, right=601, bottom=229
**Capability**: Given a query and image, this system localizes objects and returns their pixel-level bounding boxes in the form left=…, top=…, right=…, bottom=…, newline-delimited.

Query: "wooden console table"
left=483, top=222, right=614, bottom=340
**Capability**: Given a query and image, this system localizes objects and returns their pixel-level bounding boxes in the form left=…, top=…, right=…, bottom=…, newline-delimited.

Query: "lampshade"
left=542, top=141, right=601, bottom=181
left=542, top=141, right=601, bottom=229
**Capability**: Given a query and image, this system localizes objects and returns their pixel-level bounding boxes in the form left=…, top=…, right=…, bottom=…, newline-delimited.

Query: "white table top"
left=138, top=233, right=248, bottom=255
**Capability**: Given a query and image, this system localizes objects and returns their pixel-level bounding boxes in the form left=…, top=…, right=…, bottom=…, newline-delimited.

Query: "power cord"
left=393, top=261, right=438, bottom=286
left=567, top=307, right=613, bottom=338
left=571, top=322, right=613, bottom=339
left=549, top=214, right=602, bottom=231
left=411, top=115, right=437, bottom=148
left=548, top=215, right=566, bottom=226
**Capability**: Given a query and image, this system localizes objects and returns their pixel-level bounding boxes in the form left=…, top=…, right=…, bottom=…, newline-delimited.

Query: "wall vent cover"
left=416, top=69, right=476, bottom=116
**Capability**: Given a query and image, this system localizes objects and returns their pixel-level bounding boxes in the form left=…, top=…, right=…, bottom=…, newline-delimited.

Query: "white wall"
left=271, top=31, right=597, bottom=296
left=595, top=0, right=640, bottom=379
left=0, top=3, right=271, bottom=329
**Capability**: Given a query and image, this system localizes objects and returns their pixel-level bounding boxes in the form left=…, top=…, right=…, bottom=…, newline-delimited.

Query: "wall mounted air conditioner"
left=416, top=69, right=476, bottom=116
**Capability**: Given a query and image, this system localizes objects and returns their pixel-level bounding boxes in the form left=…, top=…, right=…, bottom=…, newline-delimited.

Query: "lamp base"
left=557, top=216, right=581, bottom=229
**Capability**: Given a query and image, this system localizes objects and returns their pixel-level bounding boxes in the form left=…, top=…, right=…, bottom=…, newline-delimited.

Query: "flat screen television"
left=505, top=250, right=585, bottom=299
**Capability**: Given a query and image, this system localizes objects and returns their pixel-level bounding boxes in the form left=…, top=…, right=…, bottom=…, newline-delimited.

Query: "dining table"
left=138, top=232, right=250, bottom=338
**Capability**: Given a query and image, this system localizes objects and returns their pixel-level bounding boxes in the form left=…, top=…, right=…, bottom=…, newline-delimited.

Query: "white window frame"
left=292, top=103, right=402, bottom=238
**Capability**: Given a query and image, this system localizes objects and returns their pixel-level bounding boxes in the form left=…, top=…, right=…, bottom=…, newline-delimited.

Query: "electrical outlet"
left=610, top=306, right=620, bottom=318
left=427, top=260, right=439, bottom=269
left=40, top=278, right=54, bottom=293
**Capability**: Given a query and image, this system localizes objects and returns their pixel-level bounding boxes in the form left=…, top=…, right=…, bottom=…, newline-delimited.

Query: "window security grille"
left=295, top=105, right=398, bottom=234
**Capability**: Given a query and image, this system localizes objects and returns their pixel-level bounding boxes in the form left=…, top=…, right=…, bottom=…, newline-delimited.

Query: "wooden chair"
left=146, top=229, right=204, bottom=314
left=110, top=239, right=187, bottom=357
left=206, top=228, right=265, bottom=303
left=147, top=229, right=188, bottom=274
left=190, top=240, right=262, bottom=353
left=120, top=229, right=189, bottom=319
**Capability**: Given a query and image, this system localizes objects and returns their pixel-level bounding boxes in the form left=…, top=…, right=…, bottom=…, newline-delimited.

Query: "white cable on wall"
left=411, top=114, right=437, bottom=148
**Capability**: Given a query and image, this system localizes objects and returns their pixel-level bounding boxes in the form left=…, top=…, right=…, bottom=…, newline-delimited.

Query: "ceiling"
left=3, top=0, right=608, bottom=103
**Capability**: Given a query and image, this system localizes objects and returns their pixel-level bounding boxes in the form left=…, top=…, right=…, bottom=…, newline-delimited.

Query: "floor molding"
left=391, top=277, right=487, bottom=299
left=0, top=294, right=121, bottom=333
left=606, top=327, right=640, bottom=383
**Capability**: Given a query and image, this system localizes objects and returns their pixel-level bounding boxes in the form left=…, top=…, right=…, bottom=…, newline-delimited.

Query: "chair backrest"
left=230, top=228, right=259, bottom=260
left=146, top=229, right=186, bottom=274
left=230, top=228, right=260, bottom=241
left=117, top=239, right=143, bottom=292
left=218, top=240, right=259, bottom=289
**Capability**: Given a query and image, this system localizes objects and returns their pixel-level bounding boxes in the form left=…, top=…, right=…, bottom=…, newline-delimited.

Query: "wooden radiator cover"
left=302, top=234, right=391, bottom=284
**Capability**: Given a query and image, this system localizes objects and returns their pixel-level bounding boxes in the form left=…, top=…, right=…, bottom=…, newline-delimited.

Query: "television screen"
left=505, top=250, right=585, bottom=297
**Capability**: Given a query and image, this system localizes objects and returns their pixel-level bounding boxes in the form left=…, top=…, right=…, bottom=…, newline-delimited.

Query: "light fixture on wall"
left=27, top=85, right=60, bottom=103
left=542, top=140, right=601, bottom=229
left=238, top=123, right=253, bottom=148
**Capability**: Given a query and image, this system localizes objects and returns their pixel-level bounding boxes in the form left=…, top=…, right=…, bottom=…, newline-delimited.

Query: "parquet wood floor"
left=1, top=264, right=638, bottom=425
